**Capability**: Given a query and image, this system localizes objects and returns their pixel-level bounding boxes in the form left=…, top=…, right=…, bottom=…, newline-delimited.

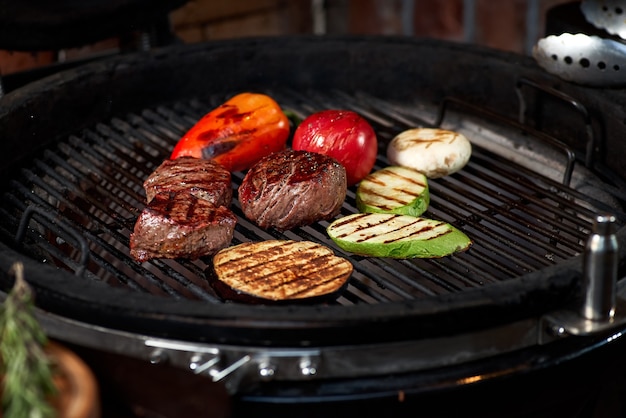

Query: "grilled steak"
left=209, top=240, right=353, bottom=303
left=143, top=157, right=232, bottom=206
left=238, top=149, right=347, bottom=230
left=130, top=190, right=237, bottom=262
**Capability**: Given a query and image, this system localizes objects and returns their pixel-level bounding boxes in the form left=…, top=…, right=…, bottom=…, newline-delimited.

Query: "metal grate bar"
left=470, top=151, right=598, bottom=223
left=1, top=90, right=623, bottom=306
left=433, top=174, right=580, bottom=260
left=8, top=179, right=181, bottom=295
left=10, top=157, right=218, bottom=300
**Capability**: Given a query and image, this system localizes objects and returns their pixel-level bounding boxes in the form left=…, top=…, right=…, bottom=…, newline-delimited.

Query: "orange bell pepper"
left=170, top=92, right=290, bottom=172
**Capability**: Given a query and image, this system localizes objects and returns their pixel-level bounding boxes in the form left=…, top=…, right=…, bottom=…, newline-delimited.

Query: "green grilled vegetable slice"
left=327, top=213, right=471, bottom=258
left=356, top=166, right=429, bottom=216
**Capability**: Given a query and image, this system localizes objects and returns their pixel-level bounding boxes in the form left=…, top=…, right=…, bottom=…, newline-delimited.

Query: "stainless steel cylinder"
left=581, top=214, right=618, bottom=321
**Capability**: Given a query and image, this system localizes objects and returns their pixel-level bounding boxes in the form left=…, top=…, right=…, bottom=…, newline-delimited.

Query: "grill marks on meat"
left=238, top=149, right=347, bottom=230
left=130, top=191, right=237, bottom=262
left=130, top=151, right=353, bottom=300
left=143, top=157, right=232, bottom=206
left=130, top=157, right=236, bottom=262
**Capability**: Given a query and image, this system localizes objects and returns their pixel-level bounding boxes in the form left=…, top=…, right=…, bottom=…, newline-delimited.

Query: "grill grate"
left=1, top=88, right=623, bottom=305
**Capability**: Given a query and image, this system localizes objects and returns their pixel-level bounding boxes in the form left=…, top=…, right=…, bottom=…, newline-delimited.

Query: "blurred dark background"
left=0, top=0, right=573, bottom=76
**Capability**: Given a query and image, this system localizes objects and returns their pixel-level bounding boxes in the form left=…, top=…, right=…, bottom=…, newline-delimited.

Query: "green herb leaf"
left=1, top=261, right=57, bottom=418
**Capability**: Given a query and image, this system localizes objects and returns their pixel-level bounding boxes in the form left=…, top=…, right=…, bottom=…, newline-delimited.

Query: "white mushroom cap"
left=386, top=128, right=472, bottom=178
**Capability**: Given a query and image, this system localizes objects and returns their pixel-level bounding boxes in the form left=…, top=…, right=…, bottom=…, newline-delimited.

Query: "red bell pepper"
left=170, top=92, right=290, bottom=172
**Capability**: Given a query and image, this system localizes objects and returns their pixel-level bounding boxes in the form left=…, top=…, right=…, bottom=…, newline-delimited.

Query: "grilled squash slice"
left=356, top=166, right=429, bottom=217
left=208, top=240, right=353, bottom=303
left=327, top=213, right=471, bottom=258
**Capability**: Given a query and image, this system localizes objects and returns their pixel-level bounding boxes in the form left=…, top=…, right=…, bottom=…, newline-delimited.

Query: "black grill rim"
left=1, top=35, right=626, bottom=346
left=0, top=237, right=586, bottom=346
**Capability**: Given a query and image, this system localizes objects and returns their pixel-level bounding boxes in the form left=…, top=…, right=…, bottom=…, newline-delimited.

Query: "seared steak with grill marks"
left=238, top=149, right=347, bottom=231
left=143, top=157, right=232, bottom=206
left=130, top=190, right=237, bottom=262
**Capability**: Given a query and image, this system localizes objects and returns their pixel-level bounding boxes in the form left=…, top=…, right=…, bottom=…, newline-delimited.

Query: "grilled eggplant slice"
left=209, top=240, right=353, bottom=303
left=327, top=213, right=471, bottom=258
left=356, top=166, right=429, bottom=217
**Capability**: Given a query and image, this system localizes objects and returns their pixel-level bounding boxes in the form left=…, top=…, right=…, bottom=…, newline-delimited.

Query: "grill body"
left=1, top=36, right=626, bottom=409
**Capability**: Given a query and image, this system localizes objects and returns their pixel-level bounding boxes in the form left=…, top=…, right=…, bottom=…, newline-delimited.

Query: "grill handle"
left=581, top=214, right=619, bottom=321
left=15, top=205, right=90, bottom=277
left=433, top=94, right=576, bottom=186
left=515, top=77, right=596, bottom=168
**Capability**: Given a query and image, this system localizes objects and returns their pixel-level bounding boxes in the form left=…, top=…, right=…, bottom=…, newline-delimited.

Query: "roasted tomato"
left=291, top=109, right=378, bottom=186
left=170, top=92, right=290, bottom=172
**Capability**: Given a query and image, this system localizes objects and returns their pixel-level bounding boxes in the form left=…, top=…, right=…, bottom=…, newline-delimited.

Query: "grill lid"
left=1, top=36, right=626, bottom=348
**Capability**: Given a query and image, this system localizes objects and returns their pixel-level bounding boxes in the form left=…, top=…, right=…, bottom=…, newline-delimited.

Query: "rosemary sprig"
left=1, top=261, right=57, bottom=418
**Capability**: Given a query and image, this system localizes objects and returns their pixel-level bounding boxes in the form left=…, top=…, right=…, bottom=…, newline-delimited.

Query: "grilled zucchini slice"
left=327, top=213, right=471, bottom=258
left=208, top=240, right=353, bottom=303
left=356, top=166, right=429, bottom=216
